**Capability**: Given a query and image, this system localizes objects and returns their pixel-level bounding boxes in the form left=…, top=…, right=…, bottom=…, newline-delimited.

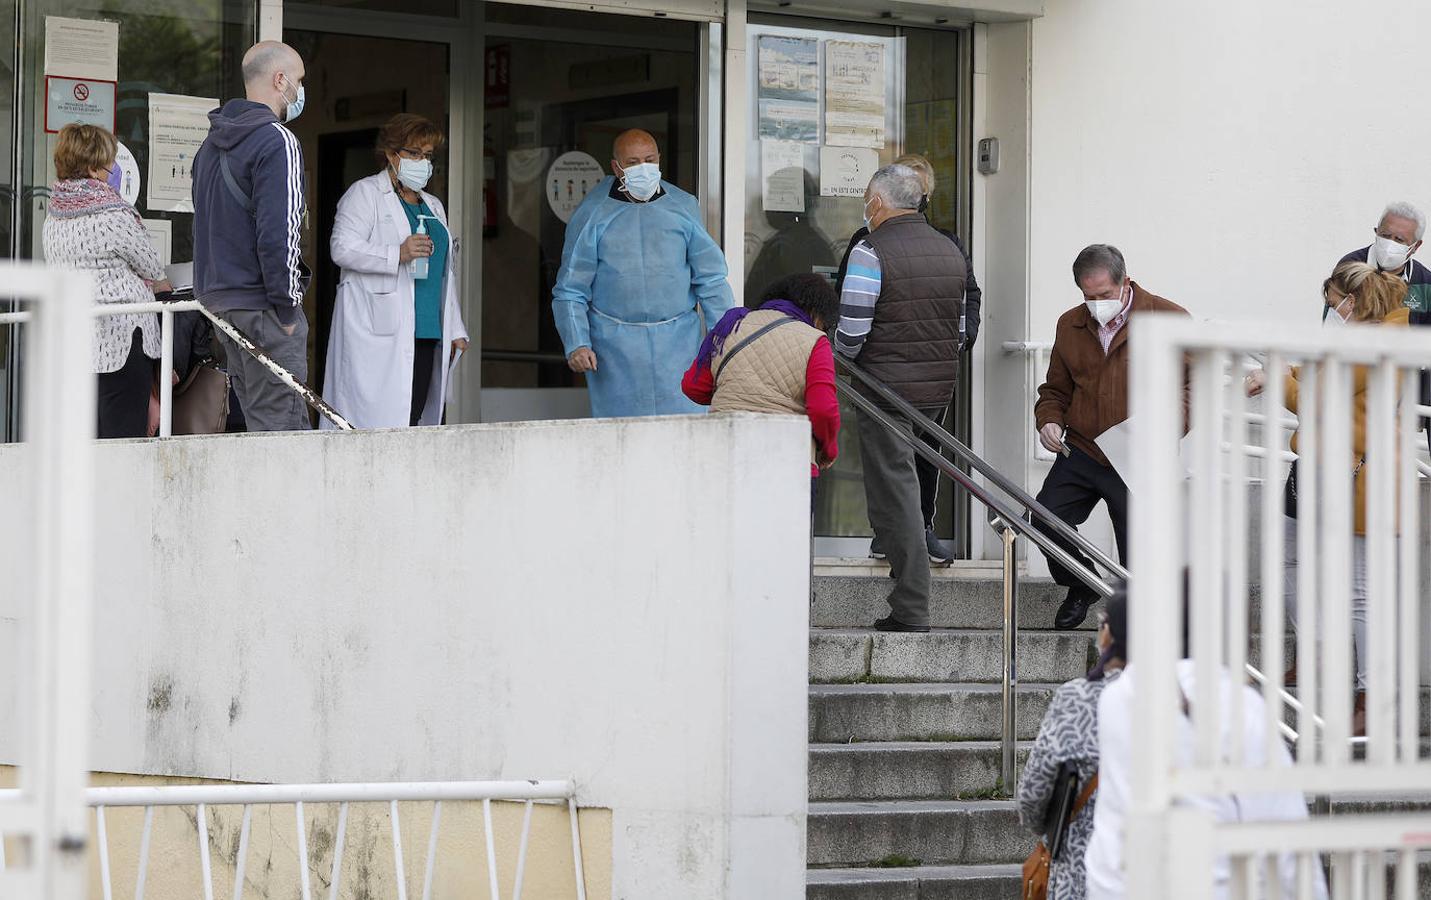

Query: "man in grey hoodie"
left=193, top=41, right=311, bottom=431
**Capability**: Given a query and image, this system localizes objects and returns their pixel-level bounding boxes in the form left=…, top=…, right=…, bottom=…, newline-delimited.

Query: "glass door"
left=478, top=3, right=700, bottom=422
left=744, top=16, right=969, bottom=556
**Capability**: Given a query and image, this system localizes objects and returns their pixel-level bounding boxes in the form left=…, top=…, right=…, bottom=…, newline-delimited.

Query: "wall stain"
left=147, top=675, right=174, bottom=714
left=228, top=696, right=241, bottom=725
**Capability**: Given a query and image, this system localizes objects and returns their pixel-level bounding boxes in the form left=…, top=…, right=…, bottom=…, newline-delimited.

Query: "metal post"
left=159, top=308, right=174, bottom=437
left=1000, top=522, right=1019, bottom=796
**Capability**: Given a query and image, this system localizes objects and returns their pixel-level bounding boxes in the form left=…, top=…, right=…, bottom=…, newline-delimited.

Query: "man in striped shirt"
left=836, top=165, right=967, bottom=632
left=193, top=41, right=313, bottom=431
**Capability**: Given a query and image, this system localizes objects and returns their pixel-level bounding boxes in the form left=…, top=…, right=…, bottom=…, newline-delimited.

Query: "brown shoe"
left=1282, top=663, right=1297, bottom=688
left=1352, top=691, right=1366, bottom=738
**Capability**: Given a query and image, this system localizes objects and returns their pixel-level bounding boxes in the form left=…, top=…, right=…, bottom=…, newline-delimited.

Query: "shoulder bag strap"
left=218, top=150, right=256, bottom=218
left=713, top=316, right=796, bottom=381
left=1069, top=773, right=1099, bottom=820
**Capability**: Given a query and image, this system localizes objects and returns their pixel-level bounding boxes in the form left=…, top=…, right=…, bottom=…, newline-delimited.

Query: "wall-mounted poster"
left=757, top=36, right=819, bottom=144
left=819, top=146, right=879, bottom=198
left=546, top=151, right=605, bottom=223
left=825, top=40, right=885, bottom=149
left=44, top=16, right=118, bottom=81
left=147, top=93, right=217, bottom=213
left=761, top=140, right=805, bottom=213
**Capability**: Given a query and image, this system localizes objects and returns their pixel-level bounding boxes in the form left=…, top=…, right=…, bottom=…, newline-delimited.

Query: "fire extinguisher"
left=482, top=145, right=498, bottom=237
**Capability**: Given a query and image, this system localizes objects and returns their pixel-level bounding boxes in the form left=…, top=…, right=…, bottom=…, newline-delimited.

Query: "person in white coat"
left=324, top=113, right=469, bottom=428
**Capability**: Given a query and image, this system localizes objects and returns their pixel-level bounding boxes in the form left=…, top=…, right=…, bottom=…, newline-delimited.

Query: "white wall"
left=975, top=0, right=1431, bottom=565
left=0, top=414, right=811, bottom=900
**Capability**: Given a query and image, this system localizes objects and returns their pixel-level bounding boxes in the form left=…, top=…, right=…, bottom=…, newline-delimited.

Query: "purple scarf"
left=695, top=299, right=813, bottom=371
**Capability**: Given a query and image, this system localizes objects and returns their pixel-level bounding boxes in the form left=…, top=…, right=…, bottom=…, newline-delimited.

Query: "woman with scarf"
left=42, top=124, right=170, bottom=438
left=681, top=273, right=841, bottom=488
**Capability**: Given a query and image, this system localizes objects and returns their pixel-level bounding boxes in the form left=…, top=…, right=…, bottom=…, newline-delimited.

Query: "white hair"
left=867, top=164, right=924, bottom=211
left=1380, top=201, right=1426, bottom=240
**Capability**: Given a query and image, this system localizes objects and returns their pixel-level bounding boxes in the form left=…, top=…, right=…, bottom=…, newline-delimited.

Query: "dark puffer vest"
left=857, top=213, right=966, bottom=409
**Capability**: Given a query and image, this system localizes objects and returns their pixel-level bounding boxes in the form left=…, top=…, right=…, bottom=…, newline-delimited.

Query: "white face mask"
left=1371, top=235, right=1413, bottom=271
left=394, top=157, right=433, bottom=192
left=1324, top=296, right=1352, bottom=327
left=1085, top=286, right=1126, bottom=326
left=862, top=197, right=876, bottom=231
left=619, top=162, right=661, bottom=201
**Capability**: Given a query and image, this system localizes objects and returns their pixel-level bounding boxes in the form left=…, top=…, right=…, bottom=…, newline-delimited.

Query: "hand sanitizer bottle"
left=411, top=216, right=431, bottom=280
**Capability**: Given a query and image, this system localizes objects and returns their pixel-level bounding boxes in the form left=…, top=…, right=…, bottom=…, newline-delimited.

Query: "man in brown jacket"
left=1034, top=244, right=1189, bottom=629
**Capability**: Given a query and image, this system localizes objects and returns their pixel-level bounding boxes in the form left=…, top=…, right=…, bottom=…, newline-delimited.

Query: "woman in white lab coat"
left=323, top=114, right=468, bottom=429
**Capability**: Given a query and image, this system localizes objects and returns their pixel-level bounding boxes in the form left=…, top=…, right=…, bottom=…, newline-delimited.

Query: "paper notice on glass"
left=1095, top=418, right=1193, bottom=492
left=141, top=219, right=172, bottom=268
left=45, top=16, right=119, bottom=81
left=761, top=141, right=805, bottom=213
left=147, top=93, right=217, bottom=213
left=825, top=40, right=885, bottom=149
left=819, top=146, right=879, bottom=198
left=757, top=36, right=819, bottom=144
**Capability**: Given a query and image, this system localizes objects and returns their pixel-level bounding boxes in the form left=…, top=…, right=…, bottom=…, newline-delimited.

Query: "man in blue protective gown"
left=552, top=129, right=735, bottom=417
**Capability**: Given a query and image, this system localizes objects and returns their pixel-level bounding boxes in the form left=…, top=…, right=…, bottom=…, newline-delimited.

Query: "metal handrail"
left=0, top=296, right=354, bottom=431
left=838, top=356, right=1129, bottom=587
left=834, top=362, right=1124, bottom=795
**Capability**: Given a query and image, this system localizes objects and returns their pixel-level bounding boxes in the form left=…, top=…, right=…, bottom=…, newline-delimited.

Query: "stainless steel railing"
left=834, top=357, right=1128, bottom=794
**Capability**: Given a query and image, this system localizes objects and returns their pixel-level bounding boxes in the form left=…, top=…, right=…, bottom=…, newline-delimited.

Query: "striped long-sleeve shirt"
left=835, top=239, right=881, bottom=357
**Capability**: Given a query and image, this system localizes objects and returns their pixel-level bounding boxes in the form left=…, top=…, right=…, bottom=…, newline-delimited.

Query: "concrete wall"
left=0, top=414, right=812, bottom=899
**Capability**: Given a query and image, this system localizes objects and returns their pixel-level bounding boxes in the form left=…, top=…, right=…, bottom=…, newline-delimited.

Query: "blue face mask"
left=620, top=162, right=661, bottom=201
left=281, top=76, right=306, bottom=123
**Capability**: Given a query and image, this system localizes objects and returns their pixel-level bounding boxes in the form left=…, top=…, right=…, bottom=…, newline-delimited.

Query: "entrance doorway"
left=478, top=5, right=702, bottom=422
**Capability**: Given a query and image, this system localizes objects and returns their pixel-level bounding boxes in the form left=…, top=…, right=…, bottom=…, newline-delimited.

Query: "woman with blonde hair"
left=1246, top=260, right=1411, bottom=735
left=834, top=152, right=981, bottom=565
left=42, top=123, right=170, bottom=438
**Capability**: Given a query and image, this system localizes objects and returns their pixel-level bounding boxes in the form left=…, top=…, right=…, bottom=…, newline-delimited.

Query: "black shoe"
left=1054, top=587, right=1097, bottom=631
left=869, top=536, right=887, bottom=560
left=925, top=528, right=954, bottom=566
left=874, top=615, right=931, bottom=633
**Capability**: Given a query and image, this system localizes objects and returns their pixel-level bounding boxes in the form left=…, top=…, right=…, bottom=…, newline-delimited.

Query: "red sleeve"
left=682, top=357, right=716, bottom=405
left=805, top=336, right=840, bottom=463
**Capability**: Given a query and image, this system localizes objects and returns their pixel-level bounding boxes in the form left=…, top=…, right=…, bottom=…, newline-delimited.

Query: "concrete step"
left=809, top=682, right=1057, bottom=743
left=809, top=741, right=1027, bottom=802
left=812, top=575, right=1087, bottom=630
left=808, top=800, right=1033, bottom=868
left=806, top=863, right=1021, bottom=900
left=810, top=628, right=1097, bottom=685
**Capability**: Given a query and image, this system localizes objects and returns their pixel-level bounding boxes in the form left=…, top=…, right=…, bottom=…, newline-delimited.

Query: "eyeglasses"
left=399, top=147, right=437, bottom=162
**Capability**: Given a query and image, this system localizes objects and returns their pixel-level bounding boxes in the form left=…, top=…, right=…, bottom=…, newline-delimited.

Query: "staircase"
left=806, top=565, right=1096, bottom=899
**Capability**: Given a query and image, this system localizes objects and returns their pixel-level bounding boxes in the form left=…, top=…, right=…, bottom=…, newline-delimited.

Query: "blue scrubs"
left=552, top=176, right=734, bottom=418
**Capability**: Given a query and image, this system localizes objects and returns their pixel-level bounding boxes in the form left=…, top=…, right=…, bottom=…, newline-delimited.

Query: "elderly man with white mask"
left=1337, top=201, right=1431, bottom=452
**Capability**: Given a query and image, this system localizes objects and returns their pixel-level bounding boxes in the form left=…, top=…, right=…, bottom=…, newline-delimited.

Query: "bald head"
left=611, top=129, right=660, bottom=174
left=242, top=42, right=305, bottom=118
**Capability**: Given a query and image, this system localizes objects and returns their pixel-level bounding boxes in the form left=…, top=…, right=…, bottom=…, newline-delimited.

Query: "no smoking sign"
left=45, top=75, right=116, bottom=134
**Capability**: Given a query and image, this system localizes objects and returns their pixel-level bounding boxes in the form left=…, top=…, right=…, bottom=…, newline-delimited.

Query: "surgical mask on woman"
left=620, top=163, right=661, bottom=201
left=1085, top=287, right=1126, bottom=326
left=1325, top=294, right=1354, bottom=326
left=1371, top=235, right=1413, bottom=271
left=393, top=157, right=433, bottom=192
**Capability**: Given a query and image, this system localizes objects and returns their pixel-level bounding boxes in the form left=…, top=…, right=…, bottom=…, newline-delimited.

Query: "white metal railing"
left=1128, top=315, right=1431, bottom=900
left=0, top=297, right=354, bottom=433
left=0, top=265, right=98, bottom=899
left=0, top=780, right=587, bottom=900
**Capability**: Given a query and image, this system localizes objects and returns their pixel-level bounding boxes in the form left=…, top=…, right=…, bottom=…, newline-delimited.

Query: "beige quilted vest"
left=710, top=309, right=823, bottom=460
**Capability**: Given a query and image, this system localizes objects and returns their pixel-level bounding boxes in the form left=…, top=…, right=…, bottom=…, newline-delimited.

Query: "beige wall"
left=0, top=768, right=612, bottom=900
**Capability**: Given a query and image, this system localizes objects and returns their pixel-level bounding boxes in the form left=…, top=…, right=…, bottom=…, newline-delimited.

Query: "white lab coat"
left=322, top=172, right=468, bottom=429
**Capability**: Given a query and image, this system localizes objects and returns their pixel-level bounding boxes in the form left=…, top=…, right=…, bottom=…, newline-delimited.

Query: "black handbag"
left=1043, top=761, right=1084, bottom=860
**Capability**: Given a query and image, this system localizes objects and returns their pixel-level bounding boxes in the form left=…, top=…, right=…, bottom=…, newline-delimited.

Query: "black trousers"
left=1033, top=447, right=1129, bottom=590
left=410, top=338, right=440, bottom=426
left=913, top=407, right=949, bottom=529
left=96, top=328, right=152, bottom=439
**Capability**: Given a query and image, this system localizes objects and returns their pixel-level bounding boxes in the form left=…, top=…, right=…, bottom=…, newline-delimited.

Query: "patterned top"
left=42, top=179, right=165, bottom=374
left=1018, top=671, right=1122, bottom=900
left=1096, top=295, right=1133, bottom=355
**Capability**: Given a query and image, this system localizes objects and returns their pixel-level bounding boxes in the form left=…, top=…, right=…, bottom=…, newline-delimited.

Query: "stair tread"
left=811, top=740, right=1033, bottom=751
left=812, top=626, right=1089, bottom=636
left=807, top=863, right=1022, bottom=882
left=809, top=682, right=1063, bottom=695
left=811, top=799, right=1016, bottom=814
